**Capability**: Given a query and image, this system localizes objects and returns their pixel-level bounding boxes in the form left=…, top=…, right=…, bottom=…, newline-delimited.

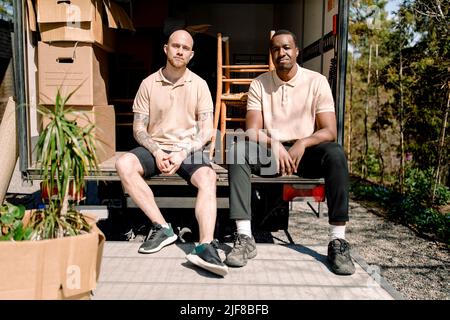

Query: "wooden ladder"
left=210, top=31, right=275, bottom=161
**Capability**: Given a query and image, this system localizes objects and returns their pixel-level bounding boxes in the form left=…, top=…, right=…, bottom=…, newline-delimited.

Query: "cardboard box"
left=35, top=0, right=135, bottom=51
left=42, top=105, right=116, bottom=164
left=38, top=41, right=108, bottom=106
left=0, top=213, right=105, bottom=300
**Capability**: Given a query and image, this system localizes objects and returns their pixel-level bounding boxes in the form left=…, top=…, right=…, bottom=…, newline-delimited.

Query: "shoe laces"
left=332, top=238, right=350, bottom=254
left=233, top=233, right=247, bottom=249
left=146, top=224, right=162, bottom=241
left=210, top=239, right=220, bottom=249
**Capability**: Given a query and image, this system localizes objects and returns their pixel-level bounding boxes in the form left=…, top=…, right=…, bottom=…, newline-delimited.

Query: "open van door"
left=12, top=1, right=349, bottom=225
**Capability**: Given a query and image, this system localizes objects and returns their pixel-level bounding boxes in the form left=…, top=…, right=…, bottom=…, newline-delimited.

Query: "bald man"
left=116, top=30, right=228, bottom=277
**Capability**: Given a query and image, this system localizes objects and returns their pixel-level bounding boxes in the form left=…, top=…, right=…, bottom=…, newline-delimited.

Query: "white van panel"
left=303, top=0, right=323, bottom=47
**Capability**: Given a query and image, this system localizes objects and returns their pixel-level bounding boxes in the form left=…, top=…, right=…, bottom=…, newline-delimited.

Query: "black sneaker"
left=225, top=233, right=257, bottom=267
left=138, top=223, right=178, bottom=254
left=327, top=238, right=356, bottom=275
left=186, top=240, right=229, bottom=277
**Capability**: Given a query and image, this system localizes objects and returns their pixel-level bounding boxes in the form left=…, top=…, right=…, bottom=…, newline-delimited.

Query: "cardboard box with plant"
left=0, top=90, right=105, bottom=300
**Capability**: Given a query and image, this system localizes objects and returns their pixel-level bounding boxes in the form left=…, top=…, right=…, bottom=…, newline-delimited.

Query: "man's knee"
left=322, top=142, right=345, bottom=158
left=116, top=153, right=141, bottom=178
left=192, top=167, right=217, bottom=190
left=321, top=142, right=348, bottom=169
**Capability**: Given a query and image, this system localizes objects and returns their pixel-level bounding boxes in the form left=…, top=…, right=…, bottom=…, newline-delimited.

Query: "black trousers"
left=227, top=140, right=349, bottom=223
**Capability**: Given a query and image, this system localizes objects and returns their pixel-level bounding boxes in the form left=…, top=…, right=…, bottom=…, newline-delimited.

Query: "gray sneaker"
left=138, top=223, right=178, bottom=254
left=225, top=233, right=257, bottom=267
left=327, top=238, right=356, bottom=275
left=186, top=240, right=229, bottom=277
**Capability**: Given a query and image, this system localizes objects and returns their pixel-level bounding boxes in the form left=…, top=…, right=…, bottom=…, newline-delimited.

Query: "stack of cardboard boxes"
left=32, top=0, right=134, bottom=163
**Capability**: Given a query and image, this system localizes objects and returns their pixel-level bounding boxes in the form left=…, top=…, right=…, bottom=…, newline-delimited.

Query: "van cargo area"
left=12, top=0, right=349, bottom=233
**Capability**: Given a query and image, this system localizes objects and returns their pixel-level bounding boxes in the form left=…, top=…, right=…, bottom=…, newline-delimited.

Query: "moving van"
left=11, top=0, right=350, bottom=234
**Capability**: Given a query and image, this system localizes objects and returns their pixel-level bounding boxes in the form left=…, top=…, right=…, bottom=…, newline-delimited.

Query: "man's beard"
left=168, top=56, right=186, bottom=68
left=276, top=62, right=293, bottom=71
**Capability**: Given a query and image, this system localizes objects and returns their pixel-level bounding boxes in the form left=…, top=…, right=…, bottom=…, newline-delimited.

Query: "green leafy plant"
left=350, top=173, right=450, bottom=244
left=0, top=202, right=32, bottom=241
left=28, top=89, right=100, bottom=240
left=404, top=166, right=450, bottom=207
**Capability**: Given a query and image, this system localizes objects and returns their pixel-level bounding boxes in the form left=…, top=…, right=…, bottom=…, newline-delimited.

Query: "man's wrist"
left=295, top=138, right=309, bottom=149
left=180, top=146, right=191, bottom=157
left=151, top=147, right=162, bottom=157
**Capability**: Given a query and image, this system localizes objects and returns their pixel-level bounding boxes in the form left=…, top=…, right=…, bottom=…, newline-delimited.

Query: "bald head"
left=168, top=29, right=194, bottom=48
left=164, top=29, right=195, bottom=70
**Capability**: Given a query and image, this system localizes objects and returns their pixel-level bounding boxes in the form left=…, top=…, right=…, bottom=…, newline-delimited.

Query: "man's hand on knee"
left=154, top=150, right=174, bottom=174
left=166, top=151, right=187, bottom=175
left=277, top=143, right=295, bottom=175
left=288, top=140, right=306, bottom=173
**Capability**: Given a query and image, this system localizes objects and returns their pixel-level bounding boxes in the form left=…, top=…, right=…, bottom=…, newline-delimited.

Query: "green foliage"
left=351, top=180, right=392, bottom=203
left=36, top=90, right=99, bottom=207
left=353, top=148, right=382, bottom=178
left=351, top=170, right=450, bottom=244
left=383, top=0, right=449, bottom=174
left=389, top=197, right=449, bottom=245
left=27, top=203, right=90, bottom=240
left=348, top=0, right=450, bottom=191
left=29, top=89, right=99, bottom=240
left=404, top=166, right=450, bottom=206
left=0, top=203, right=32, bottom=241
left=0, top=0, right=13, bottom=21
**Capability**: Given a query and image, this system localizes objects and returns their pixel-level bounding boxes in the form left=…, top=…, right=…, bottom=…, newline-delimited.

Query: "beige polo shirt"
left=133, top=68, right=213, bottom=151
left=247, top=65, right=335, bottom=143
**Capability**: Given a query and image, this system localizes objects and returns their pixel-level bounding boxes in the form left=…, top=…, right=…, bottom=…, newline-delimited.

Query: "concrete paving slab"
left=92, top=241, right=395, bottom=300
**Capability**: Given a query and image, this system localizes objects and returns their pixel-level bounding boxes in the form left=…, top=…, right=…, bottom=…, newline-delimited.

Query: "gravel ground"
left=272, top=200, right=449, bottom=300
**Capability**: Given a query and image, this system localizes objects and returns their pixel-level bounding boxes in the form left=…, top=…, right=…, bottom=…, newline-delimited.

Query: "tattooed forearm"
left=197, top=111, right=212, bottom=121
left=184, top=111, right=213, bottom=154
left=133, top=113, right=160, bottom=154
left=197, top=111, right=213, bottom=145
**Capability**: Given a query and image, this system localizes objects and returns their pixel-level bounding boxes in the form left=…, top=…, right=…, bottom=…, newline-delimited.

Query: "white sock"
left=330, top=225, right=346, bottom=241
left=160, top=223, right=170, bottom=229
left=236, top=220, right=252, bottom=237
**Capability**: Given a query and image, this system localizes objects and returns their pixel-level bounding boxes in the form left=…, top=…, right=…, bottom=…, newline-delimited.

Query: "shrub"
left=0, top=202, right=32, bottom=241
left=350, top=170, right=450, bottom=244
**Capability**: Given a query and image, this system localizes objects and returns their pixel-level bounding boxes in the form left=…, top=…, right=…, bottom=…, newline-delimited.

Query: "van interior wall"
left=112, top=0, right=309, bottom=92
left=112, top=0, right=308, bottom=151
left=174, top=1, right=306, bottom=63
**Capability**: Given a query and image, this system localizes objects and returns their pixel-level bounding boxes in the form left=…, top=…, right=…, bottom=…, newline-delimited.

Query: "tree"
left=0, top=0, right=13, bottom=22
left=347, top=0, right=392, bottom=181
left=406, top=0, right=450, bottom=195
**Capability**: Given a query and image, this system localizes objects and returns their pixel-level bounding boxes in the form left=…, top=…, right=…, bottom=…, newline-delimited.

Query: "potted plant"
left=0, top=202, right=31, bottom=241
left=0, top=90, right=105, bottom=300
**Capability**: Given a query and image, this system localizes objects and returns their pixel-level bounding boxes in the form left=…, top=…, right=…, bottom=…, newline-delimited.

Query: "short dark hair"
left=270, top=29, right=298, bottom=47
